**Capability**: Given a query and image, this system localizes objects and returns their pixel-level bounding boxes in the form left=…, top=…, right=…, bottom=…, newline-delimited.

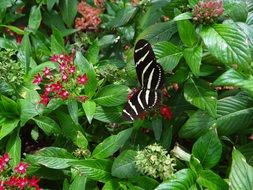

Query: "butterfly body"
left=123, top=39, right=165, bottom=121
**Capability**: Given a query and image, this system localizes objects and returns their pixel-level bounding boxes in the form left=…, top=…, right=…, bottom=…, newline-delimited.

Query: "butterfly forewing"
left=123, top=39, right=165, bottom=121
left=134, top=39, right=164, bottom=90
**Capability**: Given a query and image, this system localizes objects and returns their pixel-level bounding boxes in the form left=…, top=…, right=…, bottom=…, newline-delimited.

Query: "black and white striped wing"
left=122, top=89, right=161, bottom=121
left=134, top=39, right=164, bottom=90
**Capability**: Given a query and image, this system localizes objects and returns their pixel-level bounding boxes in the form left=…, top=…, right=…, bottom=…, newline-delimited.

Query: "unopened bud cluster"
left=192, top=0, right=224, bottom=25
left=135, top=143, right=176, bottom=180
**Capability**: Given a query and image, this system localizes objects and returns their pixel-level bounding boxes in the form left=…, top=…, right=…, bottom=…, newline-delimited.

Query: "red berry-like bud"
left=160, top=105, right=173, bottom=120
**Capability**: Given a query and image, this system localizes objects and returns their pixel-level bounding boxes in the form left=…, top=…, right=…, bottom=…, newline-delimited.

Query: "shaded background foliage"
left=0, top=0, right=253, bottom=189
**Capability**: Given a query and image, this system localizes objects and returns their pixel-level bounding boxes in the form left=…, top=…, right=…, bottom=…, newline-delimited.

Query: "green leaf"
left=137, top=21, right=177, bottom=43
left=20, top=90, right=44, bottom=126
left=223, top=0, right=248, bottom=22
left=6, top=129, right=21, bottom=167
left=94, top=84, right=129, bottom=107
left=239, top=142, right=253, bottom=166
left=26, top=147, right=76, bottom=169
left=155, top=169, right=197, bottom=190
left=192, top=130, right=222, bottom=169
left=28, top=6, right=41, bottom=30
left=92, top=128, right=133, bottom=159
left=173, top=12, right=192, bottom=21
left=75, top=51, right=97, bottom=98
left=1, top=95, right=19, bottom=116
left=0, top=25, right=25, bottom=35
left=179, top=110, right=214, bottom=139
left=32, top=116, right=61, bottom=135
left=68, top=175, right=87, bottom=190
left=197, top=170, right=229, bottom=190
left=47, top=0, right=59, bottom=11
left=216, top=94, right=253, bottom=135
left=151, top=118, right=163, bottom=141
left=94, top=106, right=124, bottom=123
left=0, top=119, right=19, bottom=140
left=0, top=0, right=12, bottom=9
left=69, top=159, right=112, bottom=182
left=200, top=24, right=251, bottom=71
left=183, top=44, right=202, bottom=76
left=82, top=100, right=96, bottom=124
left=86, top=39, right=99, bottom=65
left=60, top=0, right=78, bottom=27
left=176, top=10, right=197, bottom=47
left=229, top=149, right=253, bottom=190
left=153, top=41, right=183, bottom=72
left=184, top=78, right=217, bottom=118
left=67, top=100, right=79, bottom=125
left=108, top=7, right=137, bottom=27
left=130, top=176, right=159, bottom=190
left=74, top=131, right=88, bottom=149
left=0, top=37, right=17, bottom=49
left=103, top=180, right=127, bottom=190
left=18, top=33, right=31, bottom=73
left=51, top=27, right=65, bottom=54
left=111, top=150, right=139, bottom=178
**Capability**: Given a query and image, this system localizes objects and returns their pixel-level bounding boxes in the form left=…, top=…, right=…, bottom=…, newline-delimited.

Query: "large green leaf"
left=51, top=27, right=65, bottom=54
left=94, top=84, right=128, bottom=107
left=184, top=78, right=217, bottom=118
left=153, top=41, right=183, bottom=72
left=68, top=175, right=87, bottom=190
left=107, top=7, right=137, bottom=27
left=179, top=110, right=214, bottom=139
left=69, top=159, right=112, bottom=182
left=130, top=176, right=159, bottom=190
left=197, top=170, right=229, bottom=190
left=200, top=24, right=251, bottom=71
left=215, top=93, right=253, bottom=135
left=6, top=129, right=21, bottom=167
left=60, top=0, right=78, bottom=27
left=0, top=0, right=12, bottom=9
left=67, top=99, right=79, bottom=125
left=94, top=106, right=124, bottom=123
left=223, top=0, right=248, bottom=22
left=82, top=100, right=96, bottom=124
left=26, top=147, right=76, bottom=169
left=176, top=9, right=198, bottom=47
left=137, top=21, right=177, bottom=43
left=183, top=44, right=202, bottom=76
left=28, top=6, right=41, bottom=30
left=239, top=142, right=253, bottom=166
left=111, top=150, right=139, bottom=178
left=32, top=116, right=61, bottom=135
left=0, top=119, right=19, bottom=140
left=229, top=149, right=253, bottom=190
left=20, top=90, right=44, bottom=126
left=92, top=128, right=133, bottom=159
left=18, top=33, right=31, bottom=73
left=155, top=169, right=197, bottom=190
left=75, top=51, right=97, bottom=98
left=86, top=39, right=99, bottom=65
left=192, top=130, right=222, bottom=169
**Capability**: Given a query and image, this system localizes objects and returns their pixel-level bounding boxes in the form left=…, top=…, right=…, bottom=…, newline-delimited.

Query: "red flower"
left=51, top=82, right=62, bottom=93
left=160, top=105, right=173, bottom=120
left=60, top=90, right=69, bottom=100
left=68, top=65, right=76, bottom=74
left=44, top=85, right=52, bottom=94
left=62, top=73, right=68, bottom=82
left=33, top=73, right=43, bottom=84
left=39, top=93, right=50, bottom=106
left=16, top=177, right=28, bottom=189
left=77, top=74, right=88, bottom=85
left=2, top=153, right=10, bottom=164
left=28, top=176, right=40, bottom=190
left=43, top=67, right=51, bottom=76
left=14, top=162, right=29, bottom=174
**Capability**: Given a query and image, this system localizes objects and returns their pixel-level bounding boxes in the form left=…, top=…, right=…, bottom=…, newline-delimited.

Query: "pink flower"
left=51, top=82, right=62, bottom=92
left=2, top=153, right=10, bottom=164
left=77, top=74, right=88, bottom=85
left=33, top=73, right=43, bottom=84
left=160, top=105, right=173, bottom=120
left=50, top=54, right=60, bottom=62
left=39, top=93, right=50, bottom=106
left=59, top=63, right=67, bottom=72
left=43, top=67, right=51, bottom=76
left=16, top=177, right=28, bottom=189
left=14, top=162, right=29, bottom=174
left=62, top=73, right=68, bottom=81
left=44, top=85, right=52, bottom=94
left=68, top=65, right=76, bottom=74
left=60, top=90, right=69, bottom=100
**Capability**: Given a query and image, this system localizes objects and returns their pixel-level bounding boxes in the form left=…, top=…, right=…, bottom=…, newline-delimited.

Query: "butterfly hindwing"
left=122, top=89, right=162, bottom=121
left=123, top=39, right=165, bottom=121
left=134, top=39, right=164, bottom=90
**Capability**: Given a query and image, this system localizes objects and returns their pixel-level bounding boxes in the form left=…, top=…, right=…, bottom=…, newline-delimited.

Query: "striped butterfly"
left=122, top=39, right=165, bottom=121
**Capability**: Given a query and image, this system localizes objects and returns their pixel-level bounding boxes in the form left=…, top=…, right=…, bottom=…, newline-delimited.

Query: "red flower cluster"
left=75, top=1, right=103, bottom=30
left=192, top=0, right=224, bottom=25
left=160, top=105, right=173, bottom=120
left=33, top=53, right=89, bottom=105
left=0, top=153, right=41, bottom=190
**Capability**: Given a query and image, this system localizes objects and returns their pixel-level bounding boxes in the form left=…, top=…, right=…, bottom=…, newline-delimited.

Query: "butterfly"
left=122, top=39, right=165, bottom=121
